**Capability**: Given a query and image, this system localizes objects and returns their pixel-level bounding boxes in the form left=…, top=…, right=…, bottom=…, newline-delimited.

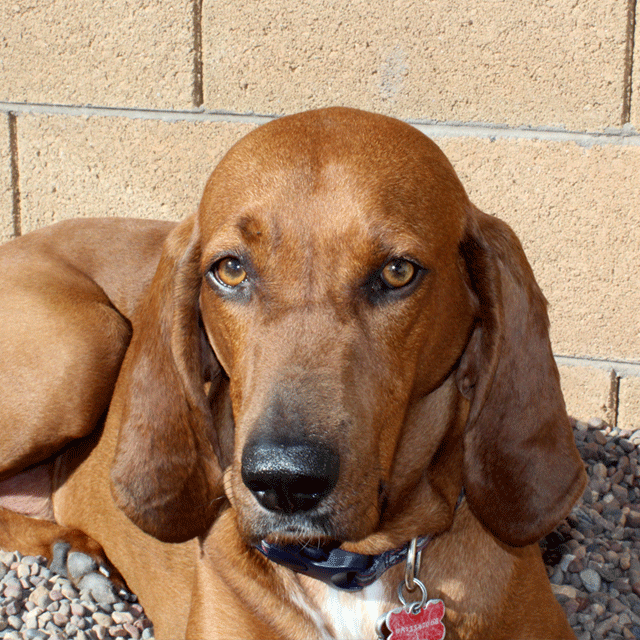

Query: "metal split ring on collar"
left=404, top=536, right=422, bottom=592
left=398, top=575, right=428, bottom=614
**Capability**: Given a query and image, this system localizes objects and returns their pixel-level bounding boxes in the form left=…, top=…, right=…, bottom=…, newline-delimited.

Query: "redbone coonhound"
left=0, top=107, right=586, bottom=639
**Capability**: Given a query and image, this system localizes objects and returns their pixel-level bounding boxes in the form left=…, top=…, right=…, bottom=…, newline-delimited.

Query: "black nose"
left=241, top=438, right=340, bottom=514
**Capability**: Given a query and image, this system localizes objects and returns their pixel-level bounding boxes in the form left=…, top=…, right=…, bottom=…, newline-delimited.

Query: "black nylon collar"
left=255, top=534, right=433, bottom=591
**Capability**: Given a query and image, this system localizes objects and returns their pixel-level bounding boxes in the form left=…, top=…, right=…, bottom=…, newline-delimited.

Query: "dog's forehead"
left=199, top=108, right=469, bottom=259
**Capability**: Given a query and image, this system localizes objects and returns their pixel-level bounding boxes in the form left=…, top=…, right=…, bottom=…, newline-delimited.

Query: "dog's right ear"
left=110, top=215, right=229, bottom=543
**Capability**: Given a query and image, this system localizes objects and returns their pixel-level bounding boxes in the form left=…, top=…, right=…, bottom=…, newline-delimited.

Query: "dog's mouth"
left=240, top=478, right=389, bottom=551
left=249, top=511, right=340, bottom=548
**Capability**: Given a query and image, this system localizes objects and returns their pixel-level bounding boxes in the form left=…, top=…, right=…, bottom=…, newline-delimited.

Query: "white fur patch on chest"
left=295, top=578, right=392, bottom=640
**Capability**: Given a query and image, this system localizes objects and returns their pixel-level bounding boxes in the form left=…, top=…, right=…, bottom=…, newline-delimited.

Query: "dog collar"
left=254, top=489, right=465, bottom=592
left=255, top=535, right=434, bottom=591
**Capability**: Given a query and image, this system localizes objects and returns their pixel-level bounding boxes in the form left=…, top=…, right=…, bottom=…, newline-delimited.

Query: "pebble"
left=580, top=568, right=602, bottom=593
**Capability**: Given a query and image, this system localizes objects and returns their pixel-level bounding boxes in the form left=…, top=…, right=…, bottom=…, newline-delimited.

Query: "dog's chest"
left=295, top=579, right=392, bottom=640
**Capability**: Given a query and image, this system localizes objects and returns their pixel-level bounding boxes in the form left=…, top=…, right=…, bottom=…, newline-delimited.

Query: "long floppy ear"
left=110, top=215, right=229, bottom=543
left=456, top=206, right=586, bottom=547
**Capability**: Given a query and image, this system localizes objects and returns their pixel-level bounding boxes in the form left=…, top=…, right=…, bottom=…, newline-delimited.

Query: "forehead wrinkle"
left=236, top=213, right=284, bottom=254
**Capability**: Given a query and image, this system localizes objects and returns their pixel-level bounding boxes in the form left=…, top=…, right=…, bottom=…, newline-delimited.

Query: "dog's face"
left=197, top=108, right=476, bottom=547
left=112, top=106, right=585, bottom=550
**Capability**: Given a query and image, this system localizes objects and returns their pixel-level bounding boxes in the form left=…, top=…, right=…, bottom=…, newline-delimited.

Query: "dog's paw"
left=49, top=540, right=126, bottom=605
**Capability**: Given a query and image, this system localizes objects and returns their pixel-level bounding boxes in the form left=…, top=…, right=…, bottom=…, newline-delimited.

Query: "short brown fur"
left=0, top=108, right=586, bottom=639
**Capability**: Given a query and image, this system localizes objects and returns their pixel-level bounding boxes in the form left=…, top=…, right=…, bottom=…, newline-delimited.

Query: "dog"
left=0, top=107, right=587, bottom=639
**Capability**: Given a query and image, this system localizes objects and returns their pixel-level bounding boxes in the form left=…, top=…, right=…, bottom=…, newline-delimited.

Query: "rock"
left=594, top=617, right=616, bottom=636
left=592, top=462, right=608, bottom=480
left=92, top=612, right=113, bottom=627
left=593, top=564, right=617, bottom=583
left=609, top=598, right=628, bottom=614
left=627, top=509, right=640, bottom=528
left=28, top=585, right=52, bottom=609
left=60, top=582, right=79, bottom=600
left=52, top=611, right=70, bottom=627
left=7, top=614, right=23, bottom=630
left=559, top=554, right=576, bottom=572
left=579, top=568, right=602, bottom=593
left=612, top=578, right=632, bottom=594
left=23, top=611, right=39, bottom=630
left=550, top=566, right=564, bottom=584
left=620, top=439, right=636, bottom=453
left=5, top=600, right=22, bottom=616
left=611, top=483, right=629, bottom=504
left=571, top=529, right=586, bottom=542
left=551, top=583, right=578, bottom=598
left=93, top=624, right=108, bottom=640
left=3, top=577, right=24, bottom=600
left=568, top=558, right=585, bottom=573
left=593, top=430, right=608, bottom=445
left=112, top=611, right=134, bottom=625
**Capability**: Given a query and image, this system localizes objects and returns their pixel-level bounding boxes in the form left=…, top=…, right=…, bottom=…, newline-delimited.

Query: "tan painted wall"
left=1, top=0, right=638, bottom=429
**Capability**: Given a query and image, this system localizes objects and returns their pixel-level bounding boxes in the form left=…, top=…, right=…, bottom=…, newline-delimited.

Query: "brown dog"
left=0, top=107, right=586, bottom=639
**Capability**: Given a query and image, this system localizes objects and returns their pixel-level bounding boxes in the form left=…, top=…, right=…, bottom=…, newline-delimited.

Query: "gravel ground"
left=1, top=416, right=639, bottom=640
left=540, top=417, right=640, bottom=640
left=0, top=545, right=154, bottom=639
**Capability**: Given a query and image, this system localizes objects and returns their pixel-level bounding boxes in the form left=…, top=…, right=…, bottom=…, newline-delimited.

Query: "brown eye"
left=215, top=257, right=247, bottom=287
left=380, top=259, right=416, bottom=288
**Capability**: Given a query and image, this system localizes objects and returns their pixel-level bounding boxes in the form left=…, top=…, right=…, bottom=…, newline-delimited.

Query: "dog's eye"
left=215, top=257, right=247, bottom=287
left=380, top=259, right=416, bottom=289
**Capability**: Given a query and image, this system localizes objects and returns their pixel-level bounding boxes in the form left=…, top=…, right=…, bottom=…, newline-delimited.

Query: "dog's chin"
left=246, top=515, right=336, bottom=547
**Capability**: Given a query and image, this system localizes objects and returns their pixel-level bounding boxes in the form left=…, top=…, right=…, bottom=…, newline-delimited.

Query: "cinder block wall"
left=1, top=0, right=638, bottom=429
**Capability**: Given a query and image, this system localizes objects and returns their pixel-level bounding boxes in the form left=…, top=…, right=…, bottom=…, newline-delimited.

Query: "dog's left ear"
left=110, top=215, right=228, bottom=543
left=456, top=206, right=586, bottom=547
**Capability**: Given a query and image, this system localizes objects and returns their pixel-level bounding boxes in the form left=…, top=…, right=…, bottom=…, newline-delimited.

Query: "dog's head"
left=110, top=107, right=586, bottom=550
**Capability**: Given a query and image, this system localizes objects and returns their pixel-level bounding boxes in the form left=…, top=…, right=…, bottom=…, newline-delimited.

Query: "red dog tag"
left=383, top=599, right=446, bottom=640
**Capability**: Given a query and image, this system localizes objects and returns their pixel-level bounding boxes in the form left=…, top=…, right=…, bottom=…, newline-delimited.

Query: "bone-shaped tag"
left=381, top=599, right=445, bottom=640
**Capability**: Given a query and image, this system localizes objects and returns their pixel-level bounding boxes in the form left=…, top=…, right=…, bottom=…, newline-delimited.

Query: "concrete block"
left=558, top=365, right=616, bottom=426
left=0, top=115, right=14, bottom=243
left=618, top=376, right=640, bottom=431
left=0, top=1, right=195, bottom=109
left=17, top=115, right=256, bottom=232
left=632, top=16, right=640, bottom=130
left=203, top=0, right=627, bottom=131
left=435, top=135, right=640, bottom=362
